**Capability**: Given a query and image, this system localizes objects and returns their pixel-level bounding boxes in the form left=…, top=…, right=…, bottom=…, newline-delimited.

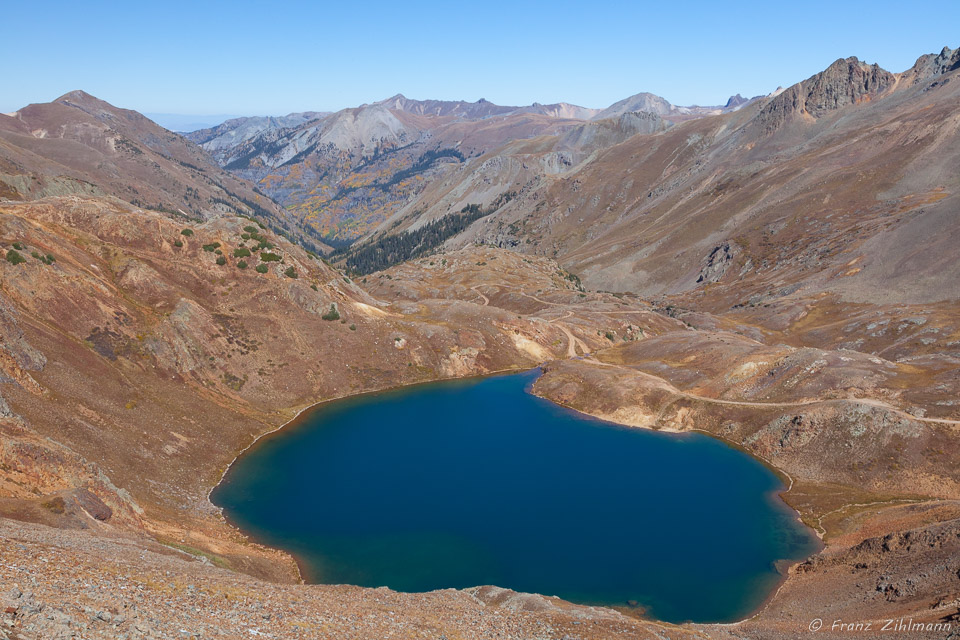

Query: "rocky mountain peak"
left=904, top=45, right=960, bottom=84
left=724, top=94, right=748, bottom=108
left=54, top=89, right=100, bottom=105
left=755, top=56, right=895, bottom=131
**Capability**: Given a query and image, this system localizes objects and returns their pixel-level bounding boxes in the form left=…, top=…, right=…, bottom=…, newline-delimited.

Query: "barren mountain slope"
left=333, top=51, right=959, bottom=311
left=0, top=92, right=293, bottom=232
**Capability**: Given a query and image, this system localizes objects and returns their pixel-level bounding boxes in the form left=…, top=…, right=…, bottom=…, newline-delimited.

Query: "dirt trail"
left=482, top=287, right=960, bottom=428
left=469, top=285, right=490, bottom=306
left=578, top=357, right=960, bottom=428
left=556, top=321, right=589, bottom=358
left=519, top=290, right=661, bottom=317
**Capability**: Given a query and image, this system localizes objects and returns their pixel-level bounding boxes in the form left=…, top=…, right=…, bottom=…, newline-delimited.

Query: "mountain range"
left=182, top=90, right=760, bottom=242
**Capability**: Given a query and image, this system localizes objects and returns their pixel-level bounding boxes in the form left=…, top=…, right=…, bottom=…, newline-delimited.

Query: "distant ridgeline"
left=331, top=191, right=517, bottom=275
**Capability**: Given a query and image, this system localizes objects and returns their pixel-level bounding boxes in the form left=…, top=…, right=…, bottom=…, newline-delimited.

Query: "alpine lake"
left=212, top=370, right=820, bottom=623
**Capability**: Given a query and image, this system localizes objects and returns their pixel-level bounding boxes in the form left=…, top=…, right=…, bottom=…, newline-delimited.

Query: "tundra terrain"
left=1, top=46, right=959, bottom=640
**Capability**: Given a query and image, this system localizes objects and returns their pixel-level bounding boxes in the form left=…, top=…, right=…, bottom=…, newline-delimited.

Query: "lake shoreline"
left=537, top=389, right=826, bottom=625
left=209, top=365, right=821, bottom=624
left=206, top=365, right=533, bottom=583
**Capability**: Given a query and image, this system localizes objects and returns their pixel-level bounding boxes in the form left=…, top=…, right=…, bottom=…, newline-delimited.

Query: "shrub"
left=284, top=266, right=297, bottom=279
left=31, top=251, right=40, bottom=259
left=233, top=247, right=251, bottom=258
left=310, top=283, right=318, bottom=291
left=202, top=242, right=220, bottom=252
left=12, top=241, right=25, bottom=250
left=321, top=304, right=340, bottom=321
left=243, top=225, right=258, bottom=234
left=5, top=249, right=26, bottom=265
left=260, top=252, right=281, bottom=262
left=41, top=497, right=66, bottom=514
left=241, top=233, right=250, bottom=240
left=181, top=229, right=194, bottom=236
left=174, top=240, right=183, bottom=248
left=349, top=324, right=356, bottom=331
left=255, top=264, right=268, bottom=274
left=216, top=256, right=227, bottom=266
left=237, top=260, right=248, bottom=269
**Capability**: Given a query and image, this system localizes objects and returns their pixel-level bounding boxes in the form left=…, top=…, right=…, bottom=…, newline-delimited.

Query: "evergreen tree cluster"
left=333, top=190, right=516, bottom=275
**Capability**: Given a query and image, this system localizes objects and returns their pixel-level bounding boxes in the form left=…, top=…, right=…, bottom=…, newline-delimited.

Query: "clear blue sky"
left=3, top=0, right=958, bottom=116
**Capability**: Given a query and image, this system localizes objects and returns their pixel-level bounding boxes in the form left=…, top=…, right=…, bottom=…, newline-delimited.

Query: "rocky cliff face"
left=756, top=57, right=896, bottom=130
left=903, top=45, right=960, bottom=84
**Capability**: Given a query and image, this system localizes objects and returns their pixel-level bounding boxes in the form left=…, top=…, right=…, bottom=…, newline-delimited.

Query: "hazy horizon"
left=3, top=1, right=958, bottom=117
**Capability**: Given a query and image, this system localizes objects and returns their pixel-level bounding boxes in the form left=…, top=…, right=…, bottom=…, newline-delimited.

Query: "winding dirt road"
left=468, top=286, right=960, bottom=428
left=578, top=357, right=960, bottom=428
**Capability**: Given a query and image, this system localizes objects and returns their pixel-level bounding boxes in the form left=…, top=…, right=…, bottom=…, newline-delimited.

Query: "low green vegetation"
left=5, top=249, right=26, bottom=265
left=260, top=252, right=281, bottom=262
left=561, top=269, right=584, bottom=291
left=284, top=266, right=297, bottom=278
left=321, top=304, right=340, bottom=321
left=202, top=242, right=221, bottom=252
left=233, top=247, right=251, bottom=258
left=26, top=251, right=56, bottom=265
left=237, top=260, right=248, bottom=269
left=216, top=256, right=227, bottom=266
left=255, top=264, right=268, bottom=273
left=180, top=228, right=194, bottom=237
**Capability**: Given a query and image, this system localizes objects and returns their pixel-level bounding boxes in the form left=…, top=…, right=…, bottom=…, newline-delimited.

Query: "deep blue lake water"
left=212, top=370, right=820, bottom=623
